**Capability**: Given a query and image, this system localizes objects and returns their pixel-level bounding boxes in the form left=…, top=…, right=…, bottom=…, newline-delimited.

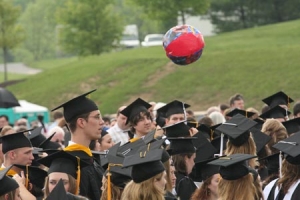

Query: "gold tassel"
left=76, top=156, right=81, bottom=195
left=25, top=165, right=29, bottom=189
left=107, top=165, right=112, bottom=200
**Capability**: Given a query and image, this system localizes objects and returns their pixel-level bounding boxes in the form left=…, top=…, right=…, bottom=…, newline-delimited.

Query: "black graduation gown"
left=264, top=179, right=300, bottom=200
left=165, top=191, right=177, bottom=200
left=175, top=172, right=197, bottom=200
left=66, top=150, right=104, bottom=200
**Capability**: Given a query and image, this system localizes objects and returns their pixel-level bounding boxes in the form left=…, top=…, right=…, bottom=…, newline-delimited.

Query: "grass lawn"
left=7, top=19, right=300, bottom=114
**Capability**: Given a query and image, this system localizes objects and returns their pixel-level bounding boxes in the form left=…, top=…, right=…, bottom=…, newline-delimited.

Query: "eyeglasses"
left=89, top=115, right=102, bottom=120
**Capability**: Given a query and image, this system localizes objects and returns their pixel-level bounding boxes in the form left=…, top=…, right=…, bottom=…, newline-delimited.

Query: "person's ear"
left=4, top=194, right=9, bottom=200
left=77, top=117, right=87, bottom=129
left=28, top=183, right=33, bottom=191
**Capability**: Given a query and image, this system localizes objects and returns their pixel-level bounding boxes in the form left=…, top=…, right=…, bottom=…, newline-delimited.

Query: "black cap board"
left=259, top=105, right=291, bottom=119
left=140, top=138, right=170, bottom=162
left=282, top=118, right=300, bottom=135
left=120, top=98, right=151, bottom=125
left=167, top=137, right=196, bottom=155
left=208, top=153, right=257, bottom=180
left=27, top=127, right=46, bottom=147
left=257, top=153, right=280, bottom=176
left=262, top=91, right=294, bottom=108
left=226, top=108, right=256, bottom=118
left=193, top=132, right=218, bottom=163
left=216, top=114, right=257, bottom=146
left=1, top=130, right=33, bottom=154
left=156, top=100, right=190, bottom=118
left=273, top=133, right=300, bottom=165
left=51, top=89, right=98, bottom=123
left=14, top=164, right=47, bottom=189
left=163, top=120, right=191, bottom=137
left=122, top=148, right=164, bottom=183
left=0, top=166, right=19, bottom=196
left=45, top=179, right=67, bottom=200
left=250, top=127, right=271, bottom=154
left=39, top=132, right=61, bottom=150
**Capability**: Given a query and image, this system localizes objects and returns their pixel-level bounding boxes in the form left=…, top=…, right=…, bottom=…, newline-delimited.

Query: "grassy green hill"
left=7, top=19, right=300, bottom=115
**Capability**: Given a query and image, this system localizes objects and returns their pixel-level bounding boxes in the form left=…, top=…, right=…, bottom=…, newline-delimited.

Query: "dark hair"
left=67, top=112, right=90, bottom=133
left=102, top=117, right=111, bottom=123
left=229, top=94, right=244, bottom=106
left=198, top=116, right=213, bottom=127
left=186, top=110, right=194, bottom=116
left=191, top=175, right=214, bottom=200
left=293, top=102, right=300, bottom=116
left=53, top=111, right=63, bottom=120
left=0, top=115, right=9, bottom=121
left=173, top=153, right=194, bottom=175
left=29, top=183, right=44, bottom=198
left=130, top=111, right=152, bottom=133
left=89, top=140, right=96, bottom=150
left=220, top=104, right=229, bottom=111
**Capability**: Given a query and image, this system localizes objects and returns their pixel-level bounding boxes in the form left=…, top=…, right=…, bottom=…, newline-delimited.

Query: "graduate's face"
left=48, top=172, right=70, bottom=193
left=185, top=153, right=196, bottom=175
left=169, top=165, right=176, bottom=188
left=208, top=174, right=219, bottom=197
left=154, top=171, right=167, bottom=192
left=85, top=110, right=104, bottom=140
left=99, top=134, right=114, bottom=151
left=133, top=113, right=152, bottom=136
left=232, top=99, right=244, bottom=110
left=166, top=114, right=185, bottom=125
left=12, top=147, right=34, bottom=166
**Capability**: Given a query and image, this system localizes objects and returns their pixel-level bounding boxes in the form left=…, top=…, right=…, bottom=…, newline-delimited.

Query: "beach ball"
left=163, top=25, right=205, bottom=65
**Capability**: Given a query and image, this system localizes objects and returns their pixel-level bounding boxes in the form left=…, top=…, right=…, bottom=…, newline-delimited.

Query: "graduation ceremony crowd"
left=1, top=89, right=300, bottom=200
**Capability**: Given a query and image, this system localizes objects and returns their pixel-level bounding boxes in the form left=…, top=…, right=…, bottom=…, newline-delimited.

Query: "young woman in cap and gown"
left=263, top=133, right=300, bottom=200
left=36, top=150, right=89, bottom=198
left=209, top=154, right=263, bottom=200
left=164, top=121, right=198, bottom=200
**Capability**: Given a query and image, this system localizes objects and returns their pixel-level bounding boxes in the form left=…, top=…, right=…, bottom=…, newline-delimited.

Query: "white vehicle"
left=119, top=24, right=140, bottom=48
left=141, top=34, right=164, bottom=47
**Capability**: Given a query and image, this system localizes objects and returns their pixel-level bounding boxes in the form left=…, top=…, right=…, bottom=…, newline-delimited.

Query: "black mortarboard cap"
left=27, top=127, right=46, bottom=147
left=14, top=164, right=47, bottom=189
left=210, top=123, right=222, bottom=139
left=208, top=154, right=257, bottom=180
left=167, top=137, right=196, bottom=155
left=157, top=100, right=190, bottom=118
left=262, top=91, right=294, bottom=108
left=0, top=166, right=19, bottom=196
left=140, top=138, right=170, bottom=162
left=282, top=118, right=300, bottom=135
left=118, top=138, right=145, bottom=157
left=259, top=105, right=291, bottom=119
left=104, top=143, right=132, bottom=188
left=258, top=153, right=280, bottom=176
left=45, top=179, right=67, bottom=200
left=187, top=118, right=198, bottom=128
left=193, top=132, right=218, bottom=163
left=51, top=90, right=98, bottom=123
left=211, top=136, right=228, bottom=153
left=101, top=142, right=120, bottom=167
left=216, top=114, right=257, bottom=146
left=120, top=98, right=151, bottom=125
left=142, top=130, right=156, bottom=144
left=1, top=130, right=33, bottom=154
left=253, top=118, right=265, bottom=130
left=196, top=124, right=211, bottom=140
left=197, top=158, right=220, bottom=181
left=273, top=133, right=300, bottom=165
left=122, top=148, right=164, bottom=183
left=163, top=120, right=191, bottom=137
left=39, top=132, right=61, bottom=150
left=250, top=127, right=271, bottom=154
left=226, top=108, right=256, bottom=118
left=37, top=150, right=89, bottom=178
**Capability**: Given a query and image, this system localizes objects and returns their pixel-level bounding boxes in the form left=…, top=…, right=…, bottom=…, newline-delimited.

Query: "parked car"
left=141, top=34, right=164, bottom=47
left=119, top=34, right=140, bottom=48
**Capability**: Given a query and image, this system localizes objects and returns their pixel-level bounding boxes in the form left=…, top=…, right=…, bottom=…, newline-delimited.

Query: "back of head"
left=53, top=111, right=64, bottom=120
left=261, top=119, right=288, bottom=154
left=293, top=102, right=300, bottom=117
left=208, top=111, right=225, bottom=125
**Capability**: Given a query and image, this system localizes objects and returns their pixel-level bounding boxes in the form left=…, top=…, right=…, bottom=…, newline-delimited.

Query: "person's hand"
left=154, top=125, right=164, bottom=138
left=189, top=127, right=198, bottom=136
left=13, top=171, right=25, bottom=186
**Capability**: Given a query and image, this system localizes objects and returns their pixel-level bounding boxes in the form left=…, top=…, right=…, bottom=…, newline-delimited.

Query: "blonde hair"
left=163, top=160, right=172, bottom=193
left=277, top=159, right=300, bottom=194
left=0, top=125, right=14, bottom=136
left=225, top=133, right=257, bottom=168
left=261, top=119, right=288, bottom=154
left=218, top=174, right=258, bottom=200
left=0, top=189, right=17, bottom=200
left=101, top=176, right=122, bottom=200
left=44, top=174, right=77, bottom=197
left=121, top=172, right=165, bottom=200
left=191, top=175, right=216, bottom=200
left=246, top=107, right=259, bottom=119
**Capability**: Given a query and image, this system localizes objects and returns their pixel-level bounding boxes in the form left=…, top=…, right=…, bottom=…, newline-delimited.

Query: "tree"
left=128, top=0, right=210, bottom=25
left=57, top=0, right=123, bottom=56
left=19, top=0, right=64, bottom=61
left=0, top=0, right=24, bottom=82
